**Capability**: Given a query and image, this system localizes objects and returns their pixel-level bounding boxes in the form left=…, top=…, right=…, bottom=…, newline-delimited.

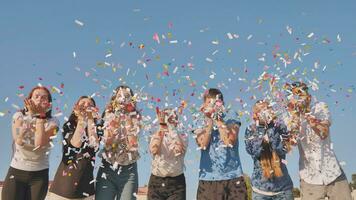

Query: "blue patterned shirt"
left=199, top=119, right=243, bottom=181
left=245, top=122, right=293, bottom=193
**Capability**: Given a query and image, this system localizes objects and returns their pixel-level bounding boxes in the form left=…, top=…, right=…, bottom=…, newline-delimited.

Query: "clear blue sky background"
left=1, top=1, right=355, bottom=199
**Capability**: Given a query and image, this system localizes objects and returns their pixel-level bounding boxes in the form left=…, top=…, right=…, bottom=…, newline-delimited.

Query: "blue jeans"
left=253, top=189, right=294, bottom=200
left=95, top=162, right=138, bottom=200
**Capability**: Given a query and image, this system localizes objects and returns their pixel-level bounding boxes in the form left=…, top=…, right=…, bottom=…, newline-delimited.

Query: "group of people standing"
left=1, top=82, right=353, bottom=200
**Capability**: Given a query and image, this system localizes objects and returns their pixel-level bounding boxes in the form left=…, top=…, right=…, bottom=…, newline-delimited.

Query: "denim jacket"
left=245, top=122, right=293, bottom=193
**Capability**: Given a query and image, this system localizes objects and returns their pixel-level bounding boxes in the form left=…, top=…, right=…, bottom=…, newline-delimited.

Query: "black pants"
left=197, top=176, right=248, bottom=200
left=2, top=167, right=49, bottom=200
left=148, top=173, right=186, bottom=200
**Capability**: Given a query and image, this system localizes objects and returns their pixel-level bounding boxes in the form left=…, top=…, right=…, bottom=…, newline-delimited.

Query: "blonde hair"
left=260, top=141, right=283, bottom=178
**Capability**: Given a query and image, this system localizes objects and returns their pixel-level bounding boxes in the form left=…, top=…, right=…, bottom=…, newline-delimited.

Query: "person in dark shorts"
left=148, top=107, right=188, bottom=200
left=2, top=86, right=59, bottom=200
left=49, top=96, right=101, bottom=200
left=194, top=88, right=248, bottom=200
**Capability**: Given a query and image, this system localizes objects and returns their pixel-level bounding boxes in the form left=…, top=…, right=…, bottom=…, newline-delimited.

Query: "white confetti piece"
left=12, top=104, right=20, bottom=110
left=286, top=25, right=292, bottom=34
left=101, top=172, right=107, bottom=179
left=339, top=161, right=346, bottom=166
left=0, top=112, right=5, bottom=117
left=281, top=159, right=288, bottom=165
left=337, top=34, right=341, bottom=42
left=212, top=40, right=219, bottom=45
left=169, top=40, right=178, bottom=44
left=173, top=66, right=178, bottom=74
left=206, top=57, right=213, bottom=62
left=74, top=19, right=84, bottom=26
left=247, top=34, right=253, bottom=40
left=227, top=32, right=233, bottom=40
left=53, top=112, right=63, bottom=117
left=307, top=32, right=314, bottom=38
left=73, top=51, right=76, bottom=58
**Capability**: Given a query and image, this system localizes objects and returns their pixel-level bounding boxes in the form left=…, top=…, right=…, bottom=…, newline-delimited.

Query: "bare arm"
left=126, top=116, right=140, bottom=151
left=70, top=119, right=87, bottom=148
left=12, top=116, right=25, bottom=146
left=306, top=115, right=330, bottom=139
left=87, top=117, right=99, bottom=146
left=217, top=120, right=239, bottom=147
left=34, top=118, right=58, bottom=148
left=195, top=118, right=213, bottom=149
left=149, top=130, right=164, bottom=156
left=172, top=132, right=187, bottom=156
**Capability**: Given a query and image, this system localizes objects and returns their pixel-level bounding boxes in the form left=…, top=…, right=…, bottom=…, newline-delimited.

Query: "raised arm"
left=245, top=125, right=264, bottom=159
left=217, top=120, right=239, bottom=147
left=149, top=130, right=164, bottom=156
left=195, top=117, right=213, bottom=150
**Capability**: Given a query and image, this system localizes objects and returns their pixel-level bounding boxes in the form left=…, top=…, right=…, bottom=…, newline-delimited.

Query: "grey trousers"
left=300, top=174, right=352, bottom=200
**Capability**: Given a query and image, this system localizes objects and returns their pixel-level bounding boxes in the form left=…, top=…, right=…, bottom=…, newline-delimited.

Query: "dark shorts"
left=148, top=173, right=186, bottom=200
left=197, top=176, right=248, bottom=200
left=2, top=167, right=49, bottom=200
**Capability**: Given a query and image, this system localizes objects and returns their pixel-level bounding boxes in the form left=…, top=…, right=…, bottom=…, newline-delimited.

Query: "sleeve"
left=313, top=102, right=332, bottom=124
left=12, top=112, right=24, bottom=122
left=268, top=124, right=288, bottom=156
left=244, top=125, right=264, bottom=159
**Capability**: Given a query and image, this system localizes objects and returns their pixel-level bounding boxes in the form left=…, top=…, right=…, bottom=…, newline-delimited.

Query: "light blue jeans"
left=253, top=189, right=294, bottom=200
left=95, top=162, right=138, bottom=200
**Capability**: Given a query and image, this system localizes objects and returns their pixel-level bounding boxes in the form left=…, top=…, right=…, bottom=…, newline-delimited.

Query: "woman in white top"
left=148, top=107, right=188, bottom=200
left=2, top=86, right=59, bottom=200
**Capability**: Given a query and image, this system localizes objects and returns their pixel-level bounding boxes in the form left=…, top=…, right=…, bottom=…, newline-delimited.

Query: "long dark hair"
left=22, top=86, right=53, bottom=119
left=64, top=96, right=97, bottom=129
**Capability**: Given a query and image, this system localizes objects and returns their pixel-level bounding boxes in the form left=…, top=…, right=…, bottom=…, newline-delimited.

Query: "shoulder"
left=312, top=101, right=330, bottom=115
left=12, top=111, right=24, bottom=121
left=313, top=101, right=329, bottom=111
left=225, top=119, right=242, bottom=127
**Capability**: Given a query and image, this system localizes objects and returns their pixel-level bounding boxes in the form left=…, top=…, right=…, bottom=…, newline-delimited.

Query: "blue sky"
left=1, top=0, right=356, bottom=199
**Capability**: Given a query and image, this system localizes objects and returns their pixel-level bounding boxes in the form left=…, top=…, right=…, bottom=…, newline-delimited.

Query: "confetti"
left=74, top=19, right=84, bottom=26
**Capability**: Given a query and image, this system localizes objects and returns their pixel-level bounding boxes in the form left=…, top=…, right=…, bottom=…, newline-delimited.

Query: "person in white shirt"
left=148, top=107, right=188, bottom=200
left=284, top=81, right=352, bottom=200
left=2, top=86, right=59, bottom=200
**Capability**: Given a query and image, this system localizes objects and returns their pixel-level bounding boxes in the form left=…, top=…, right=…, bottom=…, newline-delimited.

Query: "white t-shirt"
left=284, top=102, right=342, bottom=185
left=150, top=130, right=188, bottom=177
left=10, top=112, right=59, bottom=171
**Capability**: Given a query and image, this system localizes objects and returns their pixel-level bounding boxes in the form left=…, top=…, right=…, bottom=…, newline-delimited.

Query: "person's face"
left=288, top=90, right=311, bottom=112
left=31, top=89, right=50, bottom=109
left=77, top=98, right=94, bottom=109
left=115, top=88, right=132, bottom=104
left=253, top=102, right=273, bottom=122
left=203, top=97, right=222, bottom=109
left=164, top=109, right=178, bottom=126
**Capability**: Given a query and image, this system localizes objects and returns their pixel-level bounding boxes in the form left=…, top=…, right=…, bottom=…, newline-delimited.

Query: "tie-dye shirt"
left=198, top=119, right=243, bottom=181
